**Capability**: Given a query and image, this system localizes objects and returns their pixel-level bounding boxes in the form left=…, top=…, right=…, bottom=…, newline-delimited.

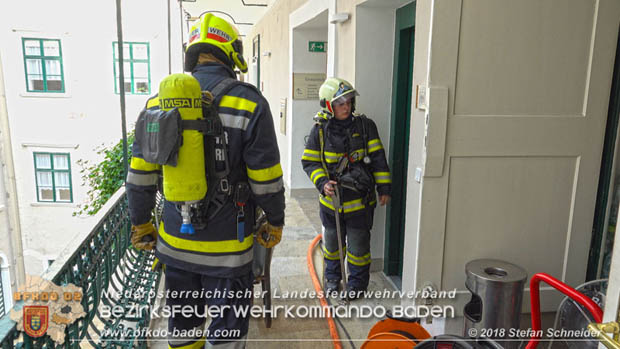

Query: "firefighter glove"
left=131, top=222, right=157, bottom=251
left=256, top=222, right=283, bottom=248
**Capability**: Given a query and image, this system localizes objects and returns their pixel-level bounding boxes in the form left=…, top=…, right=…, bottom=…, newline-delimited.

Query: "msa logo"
left=160, top=98, right=201, bottom=109
left=146, top=122, right=159, bottom=133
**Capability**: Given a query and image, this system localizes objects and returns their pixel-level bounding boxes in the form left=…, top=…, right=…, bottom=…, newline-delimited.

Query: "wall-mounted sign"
left=293, top=73, right=326, bottom=100
left=308, top=41, right=326, bottom=52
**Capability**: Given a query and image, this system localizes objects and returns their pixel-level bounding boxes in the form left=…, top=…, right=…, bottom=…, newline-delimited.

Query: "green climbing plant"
left=74, top=132, right=134, bottom=216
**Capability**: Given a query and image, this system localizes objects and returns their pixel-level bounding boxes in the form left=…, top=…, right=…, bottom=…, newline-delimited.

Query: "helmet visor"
left=332, top=91, right=358, bottom=107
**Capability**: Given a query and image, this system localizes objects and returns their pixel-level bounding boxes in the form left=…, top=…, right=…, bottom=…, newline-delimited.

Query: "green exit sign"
left=309, top=41, right=326, bottom=52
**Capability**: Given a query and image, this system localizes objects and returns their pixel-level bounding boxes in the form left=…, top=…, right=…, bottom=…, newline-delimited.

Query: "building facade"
left=247, top=0, right=620, bottom=332
left=0, top=0, right=268, bottom=306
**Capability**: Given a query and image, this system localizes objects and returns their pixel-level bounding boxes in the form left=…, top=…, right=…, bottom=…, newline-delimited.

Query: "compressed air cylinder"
left=159, top=74, right=206, bottom=234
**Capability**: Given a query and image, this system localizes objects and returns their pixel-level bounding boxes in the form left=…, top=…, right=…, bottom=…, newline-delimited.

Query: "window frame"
left=22, top=38, right=65, bottom=93
left=33, top=152, right=73, bottom=203
left=113, top=41, right=151, bottom=95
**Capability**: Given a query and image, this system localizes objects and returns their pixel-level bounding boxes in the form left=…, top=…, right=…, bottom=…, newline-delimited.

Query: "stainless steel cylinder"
left=463, top=259, right=528, bottom=349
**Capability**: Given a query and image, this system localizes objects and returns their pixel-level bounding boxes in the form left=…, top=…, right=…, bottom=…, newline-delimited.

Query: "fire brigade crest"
left=23, top=306, right=49, bottom=338
left=10, top=275, right=86, bottom=345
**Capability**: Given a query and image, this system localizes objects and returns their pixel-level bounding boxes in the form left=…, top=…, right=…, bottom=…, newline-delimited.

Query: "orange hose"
left=307, top=234, right=343, bottom=349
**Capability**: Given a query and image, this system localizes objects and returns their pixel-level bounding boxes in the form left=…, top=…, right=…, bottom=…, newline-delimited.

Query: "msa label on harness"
left=160, top=98, right=201, bottom=109
left=146, top=122, right=159, bottom=133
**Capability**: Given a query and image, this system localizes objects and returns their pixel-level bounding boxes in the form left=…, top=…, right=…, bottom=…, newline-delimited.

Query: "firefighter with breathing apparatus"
left=126, top=13, right=285, bottom=348
left=302, top=77, right=392, bottom=300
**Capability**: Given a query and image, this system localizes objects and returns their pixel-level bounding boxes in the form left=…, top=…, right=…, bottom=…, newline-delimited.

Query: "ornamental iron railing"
left=0, top=269, right=5, bottom=318
left=0, top=188, right=162, bottom=349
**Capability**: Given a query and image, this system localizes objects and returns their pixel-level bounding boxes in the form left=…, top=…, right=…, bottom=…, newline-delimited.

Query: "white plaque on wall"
left=293, top=73, right=326, bottom=100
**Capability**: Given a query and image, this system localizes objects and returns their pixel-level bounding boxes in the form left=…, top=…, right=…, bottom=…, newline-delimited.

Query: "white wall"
left=288, top=26, right=328, bottom=189
left=0, top=0, right=184, bottom=275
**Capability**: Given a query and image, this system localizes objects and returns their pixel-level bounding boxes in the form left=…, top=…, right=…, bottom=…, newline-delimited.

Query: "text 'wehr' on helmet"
left=184, top=13, right=248, bottom=73
left=319, top=77, right=359, bottom=117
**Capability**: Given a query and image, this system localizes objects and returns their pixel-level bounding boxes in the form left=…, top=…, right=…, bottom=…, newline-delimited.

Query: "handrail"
left=526, top=273, right=603, bottom=349
left=0, top=187, right=162, bottom=348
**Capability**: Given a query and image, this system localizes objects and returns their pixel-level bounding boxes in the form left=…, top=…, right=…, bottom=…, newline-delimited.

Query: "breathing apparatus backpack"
left=135, top=73, right=242, bottom=234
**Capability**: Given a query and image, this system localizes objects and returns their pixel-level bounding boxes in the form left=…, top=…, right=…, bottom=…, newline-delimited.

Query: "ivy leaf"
left=74, top=132, right=134, bottom=216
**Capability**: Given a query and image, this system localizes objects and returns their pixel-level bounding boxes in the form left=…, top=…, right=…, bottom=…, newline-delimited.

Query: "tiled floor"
left=148, top=190, right=574, bottom=348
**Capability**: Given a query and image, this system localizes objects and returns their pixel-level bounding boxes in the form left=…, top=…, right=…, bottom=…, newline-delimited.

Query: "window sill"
left=19, top=92, right=72, bottom=98
left=30, top=202, right=77, bottom=207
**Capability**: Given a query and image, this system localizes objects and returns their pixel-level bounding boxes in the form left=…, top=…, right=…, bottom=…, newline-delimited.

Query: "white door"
left=405, top=0, right=620, bottom=314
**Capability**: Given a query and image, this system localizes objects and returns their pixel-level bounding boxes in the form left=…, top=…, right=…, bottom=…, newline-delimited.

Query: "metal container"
left=463, top=259, right=528, bottom=349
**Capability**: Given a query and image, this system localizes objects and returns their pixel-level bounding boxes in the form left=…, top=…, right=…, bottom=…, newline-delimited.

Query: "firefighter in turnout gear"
left=302, top=77, right=391, bottom=300
left=126, top=13, right=285, bottom=348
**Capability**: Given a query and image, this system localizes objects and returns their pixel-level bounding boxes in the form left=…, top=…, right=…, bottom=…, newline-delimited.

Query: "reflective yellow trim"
left=310, top=168, right=327, bottom=184
left=324, top=151, right=344, bottom=163
left=220, top=95, right=257, bottom=113
left=368, top=145, right=384, bottom=153
left=347, top=251, right=371, bottom=266
left=247, top=163, right=283, bottom=182
left=347, top=251, right=371, bottom=261
left=324, top=151, right=344, bottom=157
left=146, top=97, right=159, bottom=109
left=313, top=173, right=327, bottom=184
left=169, top=338, right=206, bottom=349
left=130, top=157, right=160, bottom=172
left=350, top=149, right=366, bottom=160
left=159, top=222, right=253, bottom=253
left=368, top=138, right=384, bottom=153
left=322, top=245, right=341, bottom=260
left=302, top=149, right=321, bottom=162
left=320, top=195, right=336, bottom=211
left=320, top=196, right=374, bottom=213
left=373, top=171, right=392, bottom=184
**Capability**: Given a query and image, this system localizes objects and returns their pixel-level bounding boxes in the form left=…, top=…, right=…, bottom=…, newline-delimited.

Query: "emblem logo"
left=23, top=306, right=49, bottom=338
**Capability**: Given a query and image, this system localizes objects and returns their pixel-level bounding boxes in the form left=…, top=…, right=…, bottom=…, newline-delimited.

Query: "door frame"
left=384, top=1, right=416, bottom=280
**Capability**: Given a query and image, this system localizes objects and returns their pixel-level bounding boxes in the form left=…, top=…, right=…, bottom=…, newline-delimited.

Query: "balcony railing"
left=0, top=269, right=4, bottom=318
left=0, top=187, right=162, bottom=348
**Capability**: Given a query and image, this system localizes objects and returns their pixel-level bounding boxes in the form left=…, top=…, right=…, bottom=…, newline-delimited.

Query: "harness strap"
left=355, top=114, right=370, bottom=159
left=181, top=119, right=222, bottom=136
left=317, top=121, right=330, bottom=176
left=201, top=77, right=244, bottom=220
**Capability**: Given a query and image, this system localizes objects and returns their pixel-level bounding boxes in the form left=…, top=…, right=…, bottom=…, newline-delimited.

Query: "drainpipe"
left=179, top=0, right=185, bottom=71
left=0, top=50, right=26, bottom=289
left=327, top=0, right=337, bottom=77
left=167, top=0, right=172, bottom=74
left=115, top=0, right=129, bottom=180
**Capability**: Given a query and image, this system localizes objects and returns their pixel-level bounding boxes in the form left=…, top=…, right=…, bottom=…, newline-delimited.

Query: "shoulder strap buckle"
left=219, top=178, right=230, bottom=194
